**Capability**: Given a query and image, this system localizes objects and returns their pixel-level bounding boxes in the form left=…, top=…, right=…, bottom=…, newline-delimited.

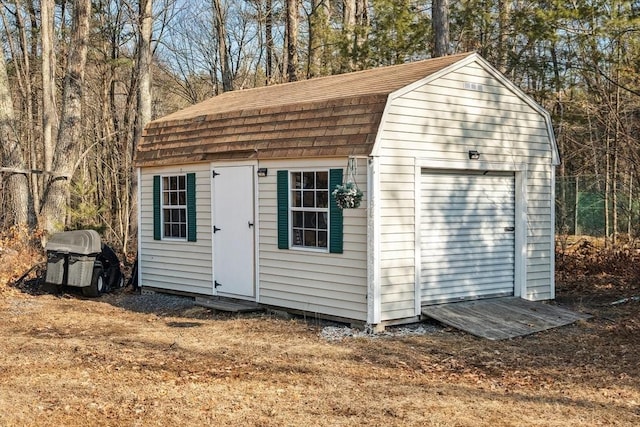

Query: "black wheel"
left=82, top=267, right=105, bottom=297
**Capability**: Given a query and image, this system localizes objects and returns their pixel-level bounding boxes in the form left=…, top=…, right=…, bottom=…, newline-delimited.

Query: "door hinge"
left=214, top=280, right=222, bottom=288
left=213, top=226, right=221, bottom=233
left=212, top=170, right=220, bottom=178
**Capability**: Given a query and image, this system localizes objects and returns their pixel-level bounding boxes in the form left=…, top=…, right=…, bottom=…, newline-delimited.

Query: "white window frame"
left=289, top=169, right=330, bottom=252
left=161, top=174, right=188, bottom=240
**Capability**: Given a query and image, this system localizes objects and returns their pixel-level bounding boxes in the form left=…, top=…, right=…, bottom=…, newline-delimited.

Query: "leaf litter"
left=0, top=234, right=639, bottom=426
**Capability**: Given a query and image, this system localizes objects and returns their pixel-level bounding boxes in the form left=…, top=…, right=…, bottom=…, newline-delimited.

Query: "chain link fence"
left=556, top=175, right=639, bottom=238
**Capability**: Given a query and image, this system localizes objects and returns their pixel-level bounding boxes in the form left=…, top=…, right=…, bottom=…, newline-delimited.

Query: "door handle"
left=504, top=227, right=515, bottom=232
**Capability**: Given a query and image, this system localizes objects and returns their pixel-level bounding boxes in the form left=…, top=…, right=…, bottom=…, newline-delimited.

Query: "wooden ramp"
left=422, top=297, right=591, bottom=340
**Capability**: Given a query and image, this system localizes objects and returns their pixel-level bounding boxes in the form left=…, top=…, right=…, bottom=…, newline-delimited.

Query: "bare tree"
left=432, top=0, right=449, bottom=57
left=286, top=0, right=299, bottom=81
left=212, top=0, right=234, bottom=91
left=0, top=45, right=31, bottom=228
left=40, top=0, right=92, bottom=234
left=40, top=0, right=57, bottom=176
left=496, top=0, right=510, bottom=73
left=306, top=0, right=329, bottom=78
left=265, top=0, right=274, bottom=84
left=137, top=0, right=153, bottom=137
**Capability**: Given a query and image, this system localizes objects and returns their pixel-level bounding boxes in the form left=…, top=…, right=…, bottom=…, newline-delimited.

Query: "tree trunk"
left=40, top=0, right=91, bottom=235
left=604, top=134, right=610, bottom=246
left=0, top=44, right=31, bottom=228
left=286, top=0, right=299, bottom=81
left=127, top=0, right=154, bottom=255
left=432, top=0, right=449, bottom=57
left=134, top=0, right=152, bottom=146
left=496, top=0, right=510, bottom=73
left=40, top=0, right=57, bottom=176
left=265, top=0, right=274, bottom=84
left=343, top=0, right=355, bottom=70
left=352, top=0, right=368, bottom=69
left=308, top=0, right=328, bottom=78
left=212, top=0, right=233, bottom=92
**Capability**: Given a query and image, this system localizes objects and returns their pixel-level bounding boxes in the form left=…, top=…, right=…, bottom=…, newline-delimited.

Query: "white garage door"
left=420, top=170, right=515, bottom=305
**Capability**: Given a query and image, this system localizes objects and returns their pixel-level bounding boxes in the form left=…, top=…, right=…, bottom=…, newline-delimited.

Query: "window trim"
left=160, top=173, right=188, bottom=241
left=288, top=169, right=330, bottom=253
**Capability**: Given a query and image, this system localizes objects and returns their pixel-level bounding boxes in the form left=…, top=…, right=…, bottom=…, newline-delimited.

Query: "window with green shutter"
left=277, top=169, right=343, bottom=253
left=153, top=173, right=196, bottom=241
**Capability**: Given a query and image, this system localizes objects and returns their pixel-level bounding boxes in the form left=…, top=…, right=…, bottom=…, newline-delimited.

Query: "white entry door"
left=212, top=165, right=255, bottom=298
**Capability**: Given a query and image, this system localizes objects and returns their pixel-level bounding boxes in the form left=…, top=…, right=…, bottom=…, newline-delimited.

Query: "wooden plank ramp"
left=422, top=297, right=591, bottom=340
left=195, top=296, right=263, bottom=313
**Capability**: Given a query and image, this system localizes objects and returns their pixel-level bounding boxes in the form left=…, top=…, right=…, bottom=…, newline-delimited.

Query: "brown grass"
left=0, top=236, right=639, bottom=426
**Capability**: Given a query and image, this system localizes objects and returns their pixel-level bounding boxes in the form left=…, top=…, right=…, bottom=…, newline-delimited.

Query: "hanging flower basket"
left=332, top=182, right=363, bottom=209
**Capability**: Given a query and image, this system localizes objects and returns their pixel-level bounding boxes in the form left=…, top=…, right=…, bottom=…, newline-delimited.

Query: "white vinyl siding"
left=525, top=164, right=555, bottom=299
left=376, top=60, right=555, bottom=321
left=420, top=171, right=516, bottom=304
left=139, top=165, right=213, bottom=295
left=258, top=158, right=368, bottom=321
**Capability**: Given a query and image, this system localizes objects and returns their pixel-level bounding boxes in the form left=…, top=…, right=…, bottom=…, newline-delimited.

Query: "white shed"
left=135, top=52, right=559, bottom=328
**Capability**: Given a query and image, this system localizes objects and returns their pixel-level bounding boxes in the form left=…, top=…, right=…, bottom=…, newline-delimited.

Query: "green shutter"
left=277, top=170, right=289, bottom=249
left=187, top=173, right=197, bottom=242
left=153, top=175, right=161, bottom=240
left=329, top=168, right=344, bottom=254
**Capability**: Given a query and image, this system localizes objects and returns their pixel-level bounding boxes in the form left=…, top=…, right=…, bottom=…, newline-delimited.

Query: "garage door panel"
left=421, top=231, right=511, bottom=244
left=422, top=285, right=514, bottom=304
left=420, top=209, right=516, bottom=220
left=422, top=254, right=515, bottom=269
left=421, top=268, right=514, bottom=283
left=422, top=192, right=514, bottom=204
left=423, top=276, right=515, bottom=294
left=421, top=170, right=515, bottom=305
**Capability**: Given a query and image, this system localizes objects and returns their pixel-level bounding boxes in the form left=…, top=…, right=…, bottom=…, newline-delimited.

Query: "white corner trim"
left=136, top=167, right=142, bottom=289
left=514, top=169, right=528, bottom=298
left=550, top=167, right=556, bottom=299
left=369, top=100, right=393, bottom=158
left=367, top=156, right=382, bottom=325
left=414, top=162, right=422, bottom=316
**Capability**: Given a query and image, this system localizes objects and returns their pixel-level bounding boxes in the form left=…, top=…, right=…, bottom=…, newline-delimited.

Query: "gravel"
left=320, top=323, right=443, bottom=341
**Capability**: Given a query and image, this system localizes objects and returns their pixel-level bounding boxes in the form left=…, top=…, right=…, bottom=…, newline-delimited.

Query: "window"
left=153, top=173, right=196, bottom=242
left=162, top=175, right=187, bottom=239
left=290, top=171, right=329, bottom=249
left=277, top=169, right=343, bottom=253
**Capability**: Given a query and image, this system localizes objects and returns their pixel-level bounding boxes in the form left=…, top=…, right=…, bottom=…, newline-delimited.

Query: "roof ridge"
left=153, top=52, right=476, bottom=124
left=226, top=51, right=476, bottom=95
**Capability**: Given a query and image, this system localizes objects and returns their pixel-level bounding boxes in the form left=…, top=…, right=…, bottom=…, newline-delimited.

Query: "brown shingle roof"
left=136, top=52, right=473, bottom=167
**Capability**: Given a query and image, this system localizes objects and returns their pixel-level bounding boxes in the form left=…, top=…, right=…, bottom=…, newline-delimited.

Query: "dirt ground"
left=0, top=236, right=639, bottom=426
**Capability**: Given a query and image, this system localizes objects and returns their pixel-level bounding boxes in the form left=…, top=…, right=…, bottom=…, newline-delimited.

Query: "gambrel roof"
left=135, top=52, right=475, bottom=167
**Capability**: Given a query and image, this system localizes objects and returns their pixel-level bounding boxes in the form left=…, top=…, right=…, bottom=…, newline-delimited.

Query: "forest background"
left=0, top=0, right=639, bottom=256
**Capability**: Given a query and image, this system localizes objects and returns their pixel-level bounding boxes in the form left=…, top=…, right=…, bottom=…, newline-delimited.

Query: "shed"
left=135, top=52, right=559, bottom=328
